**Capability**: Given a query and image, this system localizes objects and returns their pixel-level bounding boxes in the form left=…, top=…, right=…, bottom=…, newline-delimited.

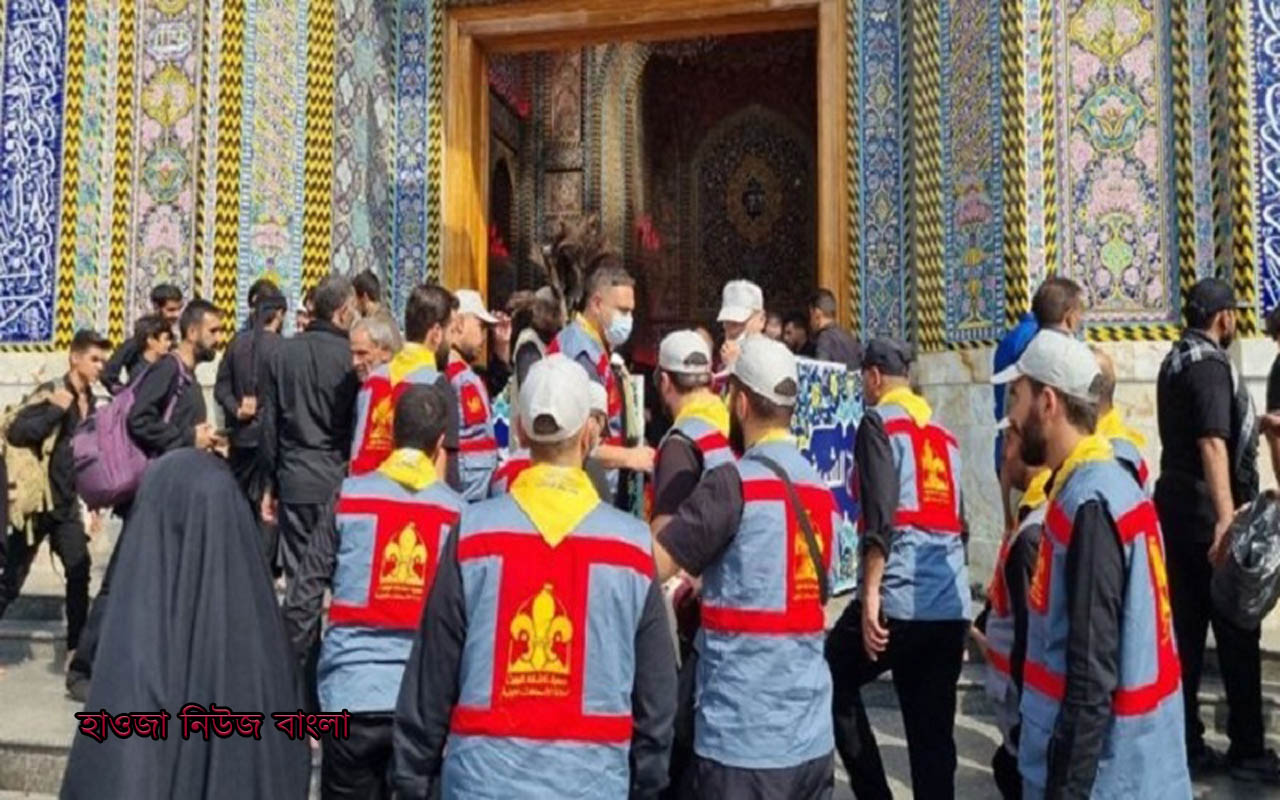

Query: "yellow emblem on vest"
left=466, top=394, right=483, bottom=415
left=1146, top=533, right=1174, bottom=645
left=368, top=396, right=394, bottom=450
left=920, top=440, right=951, bottom=501
left=794, top=509, right=824, bottom=587
left=509, top=583, right=573, bottom=676
left=380, top=523, right=428, bottom=595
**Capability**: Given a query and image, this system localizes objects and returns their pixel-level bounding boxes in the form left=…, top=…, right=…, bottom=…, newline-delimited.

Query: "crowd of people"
left=1, top=261, right=1279, bottom=799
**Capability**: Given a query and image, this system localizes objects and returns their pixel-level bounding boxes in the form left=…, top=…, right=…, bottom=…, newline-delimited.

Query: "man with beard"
left=1155, top=277, right=1278, bottom=784
left=653, top=337, right=837, bottom=798
left=996, top=331, right=1191, bottom=798
left=825, top=337, right=969, bottom=800
left=446, top=289, right=501, bottom=502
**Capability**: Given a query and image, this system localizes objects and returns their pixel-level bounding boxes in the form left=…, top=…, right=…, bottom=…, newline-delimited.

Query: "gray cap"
left=731, top=336, right=799, bottom=406
left=659, top=329, right=713, bottom=375
left=455, top=289, right=498, bottom=324
left=992, top=330, right=1101, bottom=402
left=717, top=279, right=764, bottom=323
left=863, top=337, right=912, bottom=376
left=519, top=354, right=591, bottom=442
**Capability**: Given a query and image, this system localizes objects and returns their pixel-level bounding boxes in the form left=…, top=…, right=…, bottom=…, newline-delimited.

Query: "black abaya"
left=61, top=449, right=311, bottom=799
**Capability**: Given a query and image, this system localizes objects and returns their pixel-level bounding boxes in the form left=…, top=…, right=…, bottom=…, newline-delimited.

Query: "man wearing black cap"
left=1156, top=277, right=1277, bottom=783
left=0, top=329, right=110, bottom=685
left=827, top=337, right=970, bottom=800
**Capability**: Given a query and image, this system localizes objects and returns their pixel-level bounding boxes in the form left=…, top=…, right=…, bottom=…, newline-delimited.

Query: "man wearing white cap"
left=655, top=336, right=837, bottom=798
left=393, top=355, right=676, bottom=799
left=993, top=331, right=1190, bottom=799
left=716, top=279, right=765, bottom=373
left=446, top=289, right=501, bottom=502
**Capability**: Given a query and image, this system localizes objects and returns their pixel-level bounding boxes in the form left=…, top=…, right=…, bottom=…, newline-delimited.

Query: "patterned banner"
left=127, top=0, right=206, bottom=323
left=1252, top=0, right=1280, bottom=313
left=0, top=0, right=69, bottom=344
left=235, top=0, right=310, bottom=327
left=392, top=0, right=431, bottom=306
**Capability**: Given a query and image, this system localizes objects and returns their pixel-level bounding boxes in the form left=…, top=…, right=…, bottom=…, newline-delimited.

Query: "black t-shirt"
left=656, top=463, right=744, bottom=576
left=652, top=435, right=702, bottom=518
left=1156, top=352, right=1231, bottom=482
left=1268, top=353, right=1280, bottom=412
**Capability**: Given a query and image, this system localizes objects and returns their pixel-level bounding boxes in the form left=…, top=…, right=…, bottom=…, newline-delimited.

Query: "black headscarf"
left=62, top=450, right=310, bottom=799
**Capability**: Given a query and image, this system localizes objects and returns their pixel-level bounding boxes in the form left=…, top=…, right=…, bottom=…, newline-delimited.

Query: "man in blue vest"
left=446, top=289, right=501, bottom=502
left=392, top=354, right=676, bottom=799
left=654, top=336, right=837, bottom=799
left=826, top=337, right=969, bottom=800
left=317, top=382, right=462, bottom=799
left=995, top=330, right=1191, bottom=797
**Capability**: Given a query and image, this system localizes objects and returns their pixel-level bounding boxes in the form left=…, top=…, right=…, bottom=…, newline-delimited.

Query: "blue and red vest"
left=1110, top=437, right=1151, bottom=493
left=695, top=439, right=836, bottom=769
left=548, top=316, right=624, bottom=447
left=446, top=359, right=499, bottom=502
left=854, top=401, right=970, bottom=620
left=488, top=449, right=531, bottom=497
left=443, top=494, right=655, bottom=797
left=657, top=413, right=734, bottom=476
left=317, top=470, right=462, bottom=712
left=350, top=350, right=442, bottom=475
left=1019, top=454, right=1190, bottom=797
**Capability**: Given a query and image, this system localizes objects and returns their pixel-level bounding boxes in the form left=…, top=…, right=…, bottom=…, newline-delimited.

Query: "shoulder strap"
left=747, top=452, right=830, bottom=604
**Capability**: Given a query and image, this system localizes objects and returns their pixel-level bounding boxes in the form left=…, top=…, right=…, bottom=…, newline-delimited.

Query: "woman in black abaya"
left=62, top=449, right=310, bottom=799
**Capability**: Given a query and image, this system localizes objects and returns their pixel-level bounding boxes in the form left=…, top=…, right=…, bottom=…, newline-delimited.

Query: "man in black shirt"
left=782, top=312, right=815, bottom=357
left=102, top=283, right=183, bottom=394
left=808, top=288, right=862, bottom=369
left=260, top=273, right=360, bottom=583
left=1155, top=278, right=1277, bottom=783
left=1262, top=307, right=1280, bottom=481
left=0, top=330, right=109, bottom=678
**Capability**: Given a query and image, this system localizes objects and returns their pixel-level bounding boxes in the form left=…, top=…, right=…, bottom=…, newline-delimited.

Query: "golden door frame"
left=442, top=0, right=851, bottom=324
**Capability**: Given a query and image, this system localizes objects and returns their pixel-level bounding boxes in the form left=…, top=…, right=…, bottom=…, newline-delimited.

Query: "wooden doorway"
left=442, top=0, right=850, bottom=323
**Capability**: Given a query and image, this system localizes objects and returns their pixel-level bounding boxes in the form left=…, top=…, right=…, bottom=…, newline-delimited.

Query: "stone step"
left=0, top=620, right=64, bottom=670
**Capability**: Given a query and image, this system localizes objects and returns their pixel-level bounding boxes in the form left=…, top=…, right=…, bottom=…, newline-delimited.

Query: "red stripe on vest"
left=706, top=478, right=833, bottom=635
left=328, top=496, right=459, bottom=629
left=985, top=644, right=1013, bottom=677
left=445, top=360, right=467, bottom=380
left=1044, top=502, right=1073, bottom=547
left=459, top=437, right=498, bottom=454
left=1137, top=459, right=1150, bottom=488
left=1114, top=503, right=1159, bottom=544
left=693, top=431, right=731, bottom=456
left=350, top=376, right=396, bottom=476
left=451, top=528, right=651, bottom=743
left=491, top=458, right=531, bottom=493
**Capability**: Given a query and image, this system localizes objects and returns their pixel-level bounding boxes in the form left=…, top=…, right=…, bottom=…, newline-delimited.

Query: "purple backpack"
left=73, top=356, right=190, bottom=509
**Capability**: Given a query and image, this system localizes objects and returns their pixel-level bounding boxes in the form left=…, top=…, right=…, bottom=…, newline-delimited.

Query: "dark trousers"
left=991, top=742, right=1021, bottom=800
left=321, top=712, right=393, bottom=800
left=229, top=446, right=277, bottom=569
left=1165, top=534, right=1265, bottom=759
left=0, top=513, right=90, bottom=650
left=692, top=752, right=834, bottom=800
left=67, top=502, right=136, bottom=686
left=279, top=501, right=332, bottom=583
left=825, top=602, right=967, bottom=800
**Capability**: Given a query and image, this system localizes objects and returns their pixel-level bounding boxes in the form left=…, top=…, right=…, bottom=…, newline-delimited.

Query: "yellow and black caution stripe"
left=211, top=0, right=247, bottom=329
left=1000, top=0, right=1028, bottom=328
left=106, top=0, right=137, bottom=347
left=301, top=0, right=337, bottom=292
left=53, top=0, right=89, bottom=350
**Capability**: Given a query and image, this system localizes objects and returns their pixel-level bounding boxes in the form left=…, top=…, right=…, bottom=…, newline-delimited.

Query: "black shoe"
left=66, top=674, right=90, bottom=704
left=1230, top=749, right=1280, bottom=785
left=1188, top=744, right=1226, bottom=777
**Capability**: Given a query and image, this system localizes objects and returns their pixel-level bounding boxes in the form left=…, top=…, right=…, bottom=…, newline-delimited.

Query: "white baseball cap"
left=659, top=330, right=713, bottom=375
left=991, top=330, right=1101, bottom=402
left=717, top=280, right=764, bottom=323
left=587, top=380, right=608, bottom=416
left=455, top=289, right=498, bottom=324
left=519, top=354, right=591, bottom=442
left=731, top=336, right=799, bottom=406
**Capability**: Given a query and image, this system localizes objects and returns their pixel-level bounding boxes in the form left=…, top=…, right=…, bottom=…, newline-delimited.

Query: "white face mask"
left=605, top=311, right=633, bottom=347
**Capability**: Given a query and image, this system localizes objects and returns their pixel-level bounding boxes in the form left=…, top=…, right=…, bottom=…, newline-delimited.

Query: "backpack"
left=1, top=385, right=57, bottom=530
left=72, top=355, right=190, bottom=509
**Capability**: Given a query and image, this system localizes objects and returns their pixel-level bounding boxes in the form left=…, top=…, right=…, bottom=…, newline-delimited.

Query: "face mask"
left=605, top=311, right=633, bottom=347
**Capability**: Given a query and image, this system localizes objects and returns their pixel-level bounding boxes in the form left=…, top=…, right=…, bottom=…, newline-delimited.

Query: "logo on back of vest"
left=505, top=583, right=573, bottom=699
left=1028, top=534, right=1053, bottom=614
left=379, top=523, right=427, bottom=598
left=793, top=509, right=824, bottom=598
left=920, top=440, right=952, bottom=504
left=1146, top=534, right=1174, bottom=645
left=368, top=396, right=393, bottom=452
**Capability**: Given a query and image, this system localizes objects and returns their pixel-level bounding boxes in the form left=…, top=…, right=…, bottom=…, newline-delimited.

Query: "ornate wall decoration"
left=0, top=0, right=69, bottom=344
left=1188, top=0, right=1215, bottom=279
left=859, top=0, right=908, bottom=339
left=1251, top=0, right=1280, bottom=313
left=392, top=0, right=430, bottom=288
left=944, top=0, right=1005, bottom=345
left=235, top=0, right=310, bottom=326
left=1058, top=0, right=1179, bottom=333
left=1024, top=0, right=1049, bottom=290
left=127, top=0, right=206, bottom=323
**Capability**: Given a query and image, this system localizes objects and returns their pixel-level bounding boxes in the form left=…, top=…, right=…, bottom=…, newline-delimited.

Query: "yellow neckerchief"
left=1095, top=407, right=1147, bottom=450
left=750, top=427, right=794, bottom=448
left=377, top=448, right=439, bottom=492
left=573, top=312, right=608, bottom=353
left=674, top=391, right=730, bottom=436
left=1018, top=469, right=1051, bottom=516
left=388, top=342, right=436, bottom=386
left=510, top=463, right=600, bottom=547
left=1046, top=434, right=1114, bottom=506
left=877, top=385, right=933, bottom=427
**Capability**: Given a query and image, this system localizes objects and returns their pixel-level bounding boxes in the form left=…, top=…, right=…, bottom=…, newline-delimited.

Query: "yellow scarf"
left=752, top=427, right=794, bottom=448
left=1095, top=407, right=1147, bottom=450
left=1019, top=469, right=1051, bottom=515
left=675, top=392, right=730, bottom=436
left=1047, top=434, right=1114, bottom=505
left=573, top=313, right=606, bottom=351
left=377, top=448, right=439, bottom=491
left=878, top=385, right=933, bottom=427
left=388, top=342, right=437, bottom=386
left=511, top=463, right=600, bottom=547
